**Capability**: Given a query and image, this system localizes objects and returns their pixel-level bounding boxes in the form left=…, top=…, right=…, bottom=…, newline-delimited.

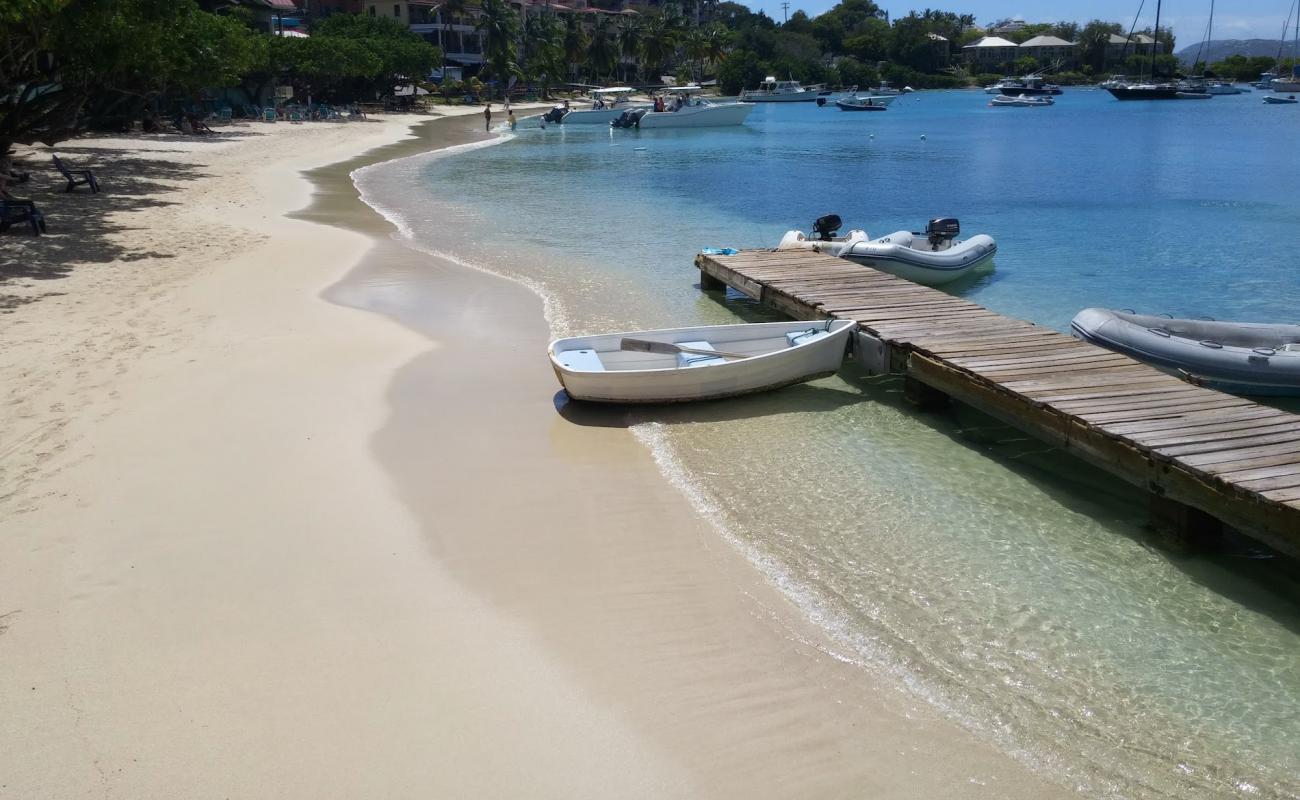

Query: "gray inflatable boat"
left=1070, top=308, right=1300, bottom=396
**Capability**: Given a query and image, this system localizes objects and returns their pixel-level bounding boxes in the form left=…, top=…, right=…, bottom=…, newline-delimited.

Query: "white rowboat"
left=550, top=320, right=855, bottom=403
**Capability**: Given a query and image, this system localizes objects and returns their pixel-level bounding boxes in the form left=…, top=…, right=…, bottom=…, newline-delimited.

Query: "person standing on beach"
left=484, top=103, right=491, bottom=131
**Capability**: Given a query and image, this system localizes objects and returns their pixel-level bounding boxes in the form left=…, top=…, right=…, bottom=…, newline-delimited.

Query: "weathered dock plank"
left=695, top=248, right=1300, bottom=558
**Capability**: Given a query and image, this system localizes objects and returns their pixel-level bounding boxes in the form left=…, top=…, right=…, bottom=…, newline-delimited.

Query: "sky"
left=741, top=0, right=1295, bottom=48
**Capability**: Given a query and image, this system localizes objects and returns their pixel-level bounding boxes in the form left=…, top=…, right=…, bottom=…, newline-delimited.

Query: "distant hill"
left=1175, top=39, right=1288, bottom=65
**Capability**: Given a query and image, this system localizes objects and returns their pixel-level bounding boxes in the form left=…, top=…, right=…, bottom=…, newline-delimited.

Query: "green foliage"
left=1, top=0, right=261, bottom=149
left=716, top=48, right=766, bottom=95
left=476, top=0, right=521, bottom=91
left=1076, top=19, right=1121, bottom=73
left=833, top=56, right=878, bottom=88
left=1209, top=54, right=1277, bottom=82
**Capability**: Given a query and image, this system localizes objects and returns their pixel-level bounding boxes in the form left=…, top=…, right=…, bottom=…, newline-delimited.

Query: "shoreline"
left=0, top=110, right=1069, bottom=796
left=314, top=115, right=1079, bottom=796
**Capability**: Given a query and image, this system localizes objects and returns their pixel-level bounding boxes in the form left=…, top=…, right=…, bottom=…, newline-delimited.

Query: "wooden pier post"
left=699, top=271, right=727, bottom=291
left=1149, top=494, right=1224, bottom=552
left=903, top=375, right=950, bottom=410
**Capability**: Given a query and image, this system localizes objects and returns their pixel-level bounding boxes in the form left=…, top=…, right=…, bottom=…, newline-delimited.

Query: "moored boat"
left=613, top=86, right=754, bottom=129
left=1265, top=94, right=1299, bottom=104
left=835, top=96, right=889, bottom=111
left=984, top=74, right=1064, bottom=96
left=777, top=215, right=996, bottom=286
left=1070, top=308, right=1300, bottom=396
left=990, top=93, right=1055, bottom=107
left=549, top=320, right=856, bottom=403
left=740, top=76, right=821, bottom=102
left=555, top=87, right=647, bottom=124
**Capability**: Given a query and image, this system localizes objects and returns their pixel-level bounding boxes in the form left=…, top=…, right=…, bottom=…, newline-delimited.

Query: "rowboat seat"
left=787, top=328, right=832, bottom=347
left=675, top=341, right=727, bottom=368
left=557, top=348, right=605, bottom=372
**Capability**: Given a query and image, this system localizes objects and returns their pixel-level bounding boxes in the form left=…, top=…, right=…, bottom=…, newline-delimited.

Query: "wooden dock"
left=695, top=249, right=1300, bottom=559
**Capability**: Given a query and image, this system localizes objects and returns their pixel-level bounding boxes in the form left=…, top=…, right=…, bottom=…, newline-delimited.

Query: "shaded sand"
left=0, top=111, right=1072, bottom=797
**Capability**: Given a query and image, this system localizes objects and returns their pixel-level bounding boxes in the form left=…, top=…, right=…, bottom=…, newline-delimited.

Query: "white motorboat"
left=1070, top=308, right=1300, bottom=396
left=613, top=86, right=753, bottom=129
left=555, top=87, right=647, bottom=124
left=834, top=95, right=890, bottom=111
left=549, top=320, right=856, bottom=403
left=990, top=93, right=1055, bottom=107
left=740, top=76, right=821, bottom=102
left=833, top=94, right=896, bottom=109
left=777, top=215, right=997, bottom=286
left=1205, top=81, right=1246, bottom=94
left=870, top=81, right=911, bottom=96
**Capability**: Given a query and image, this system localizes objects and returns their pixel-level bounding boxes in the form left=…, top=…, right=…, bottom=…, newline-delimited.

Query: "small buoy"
left=869, top=133, right=874, bottom=139
left=920, top=134, right=927, bottom=140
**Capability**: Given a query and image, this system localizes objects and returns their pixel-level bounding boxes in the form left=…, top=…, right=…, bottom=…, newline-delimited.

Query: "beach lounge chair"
left=263, top=107, right=277, bottom=122
left=52, top=155, right=99, bottom=193
left=0, top=196, right=47, bottom=235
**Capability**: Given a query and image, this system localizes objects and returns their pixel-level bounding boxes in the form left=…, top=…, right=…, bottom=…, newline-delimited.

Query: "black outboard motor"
left=610, top=108, right=646, bottom=128
left=812, top=214, right=842, bottom=241
left=925, top=217, right=960, bottom=246
left=542, top=106, right=567, bottom=124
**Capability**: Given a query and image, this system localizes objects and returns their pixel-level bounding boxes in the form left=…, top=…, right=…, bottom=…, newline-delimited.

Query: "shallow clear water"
left=357, top=91, right=1300, bottom=799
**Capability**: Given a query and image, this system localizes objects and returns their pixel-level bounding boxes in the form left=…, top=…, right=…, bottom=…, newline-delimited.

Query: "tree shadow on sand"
left=0, top=132, right=259, bottom=309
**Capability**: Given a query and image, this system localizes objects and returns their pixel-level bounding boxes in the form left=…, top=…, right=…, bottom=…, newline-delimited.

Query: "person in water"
left=508, top=110, right=516, bottom=130
left=484, top=103, right=491, bottom=130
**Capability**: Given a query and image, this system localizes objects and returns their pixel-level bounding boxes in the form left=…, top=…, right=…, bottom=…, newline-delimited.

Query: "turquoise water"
left=357, top=91, right=1300, bottom=799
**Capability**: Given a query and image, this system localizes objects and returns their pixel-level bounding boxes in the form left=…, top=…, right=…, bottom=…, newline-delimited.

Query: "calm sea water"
left=357, top=90, right=1300, bottom=799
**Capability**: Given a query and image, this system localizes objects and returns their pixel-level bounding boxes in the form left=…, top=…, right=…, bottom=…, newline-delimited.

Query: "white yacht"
left=612, top=87, right=754, bottom=129
left=740, top=76, right=821, bottom=102
left=557, top=87, right=647, bottom=124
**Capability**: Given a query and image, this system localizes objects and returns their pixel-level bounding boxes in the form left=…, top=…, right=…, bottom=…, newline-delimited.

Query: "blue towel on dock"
left=700, top=247, right=739, bottom=256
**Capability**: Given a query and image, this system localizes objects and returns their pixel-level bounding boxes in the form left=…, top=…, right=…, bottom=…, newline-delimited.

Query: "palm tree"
left=638, top=13, right=678, bottom=83
left=435, top=0, right=469, bottom=66
left=617, top=18, right=642, bottom=83
left=695, top=24, right=730, bottom=79
left=475, top=0, right=521, bottom=96
left=523, top=11, right=564, bottom=97
left=588, top=16, right=618, bottom=81
left=562, top=13, right=590, bottom=83
left=684, top=28, right=708, bottom=81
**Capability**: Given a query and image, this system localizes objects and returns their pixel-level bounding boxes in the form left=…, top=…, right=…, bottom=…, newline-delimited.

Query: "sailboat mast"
left=1152, top=0, right=1162, bottom=79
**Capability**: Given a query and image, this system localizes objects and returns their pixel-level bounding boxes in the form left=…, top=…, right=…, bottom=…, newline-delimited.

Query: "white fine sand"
left=0, top=110, right=1074, bottom=798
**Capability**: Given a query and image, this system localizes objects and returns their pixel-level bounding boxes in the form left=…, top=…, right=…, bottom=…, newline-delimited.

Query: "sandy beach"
left=0, top=109, right=1077, bottom=798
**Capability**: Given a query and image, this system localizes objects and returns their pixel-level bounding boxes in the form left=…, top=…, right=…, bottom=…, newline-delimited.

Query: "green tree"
left=617, top=18, right=642, bottom=82
left=476, top=0, right=521, bottom=94
left=638, top=13, right=679, bottom=82
left=587, top=16, right=618, bottom=80
left=716, top=47, right=766, bottom=94
left=522, top=12, right=563, bottom=96
left=1077, top=20, right=1121, bottom=73
left=562, top=13, right=590, bottom=82
left=1, top=0, right=261, bottom=152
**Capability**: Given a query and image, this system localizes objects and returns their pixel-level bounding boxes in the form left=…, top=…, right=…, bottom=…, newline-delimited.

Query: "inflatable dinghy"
left=1070, top=308, right=1300, bottom=396
left=778, top=215, right=996, bottom=286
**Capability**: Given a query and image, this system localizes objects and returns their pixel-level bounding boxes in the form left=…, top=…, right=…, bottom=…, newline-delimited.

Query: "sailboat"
left=1106, top=0, right=1187, bottom=99
left=1272, top=0, right=1300, bottom=91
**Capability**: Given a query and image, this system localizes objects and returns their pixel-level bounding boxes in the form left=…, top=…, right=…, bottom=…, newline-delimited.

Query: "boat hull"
left=1265, top=95, right=1299, bottom=104
left=1272, top=80, right=1300, bottom=92
left=636, top=102, right=754, bottom=128
left=739, top=92, right=819, bottom=102
left=835, top=99, right=888, bottom=111
left=561, top=105, right=648, bottom=124
left=1106, top=85, right=1181, bottom=100
left=550, top=320, right=855, bottom=403
left=1070, top=308, right=1300, bottom=396
left=840, top=232, right=997, bottom=286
